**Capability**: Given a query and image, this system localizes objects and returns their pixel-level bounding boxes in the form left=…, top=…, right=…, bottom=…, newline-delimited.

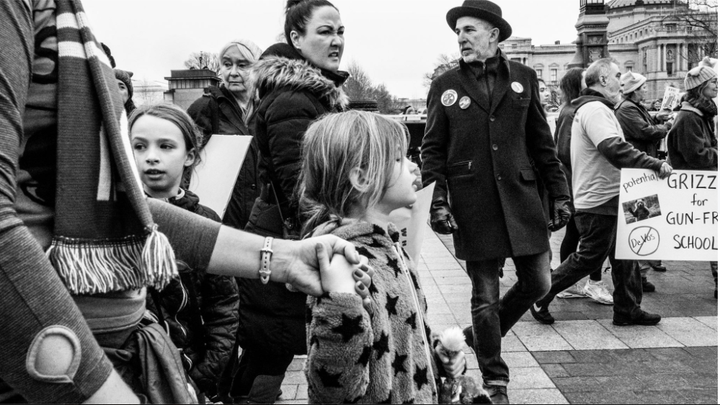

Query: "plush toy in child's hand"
left=437, top=327, right=491, bottom=404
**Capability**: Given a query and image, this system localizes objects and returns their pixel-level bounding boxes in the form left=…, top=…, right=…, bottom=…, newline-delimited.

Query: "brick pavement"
left=275, top=225, right=717, bottom=404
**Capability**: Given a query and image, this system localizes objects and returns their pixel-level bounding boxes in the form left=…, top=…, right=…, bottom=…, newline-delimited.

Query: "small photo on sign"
left=622, top=194, right=661, bottom=224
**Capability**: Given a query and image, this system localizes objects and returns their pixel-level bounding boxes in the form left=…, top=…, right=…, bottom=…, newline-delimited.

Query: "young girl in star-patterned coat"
left=297, top=111, right=466, bottom=403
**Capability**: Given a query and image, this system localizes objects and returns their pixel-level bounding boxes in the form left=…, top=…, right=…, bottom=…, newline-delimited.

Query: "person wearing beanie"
left=667, top=64, right=718, bottom=298
left=114, top=68, right=136, bottom=115
left=615, top=70, right=673, bottom=288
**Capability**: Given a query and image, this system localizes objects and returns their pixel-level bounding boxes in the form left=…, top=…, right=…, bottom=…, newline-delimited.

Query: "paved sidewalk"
left=276, top=225, right=717, bottom=404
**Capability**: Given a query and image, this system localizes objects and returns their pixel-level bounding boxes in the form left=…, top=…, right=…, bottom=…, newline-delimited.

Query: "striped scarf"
left=46, top=0, right=177, bottom=294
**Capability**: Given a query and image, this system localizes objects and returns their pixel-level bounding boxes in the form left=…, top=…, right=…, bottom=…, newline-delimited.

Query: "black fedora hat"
left=446, top=0, right=513, bottom=42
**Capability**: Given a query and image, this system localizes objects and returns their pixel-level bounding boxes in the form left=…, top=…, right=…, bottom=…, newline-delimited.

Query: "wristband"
left=259, top=237, right=274, bottom=284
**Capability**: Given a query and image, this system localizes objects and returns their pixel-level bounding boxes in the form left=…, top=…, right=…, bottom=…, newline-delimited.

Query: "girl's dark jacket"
left=146, top=189, right=240, bottom=396
left=187, top=84, right=259, bottom=230
left=238, top=43, right=348, bottom=355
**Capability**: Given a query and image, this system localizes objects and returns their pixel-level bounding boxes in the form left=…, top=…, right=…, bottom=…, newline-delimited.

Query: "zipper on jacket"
left=393, top=242, right=437, bottom=395
left=176, top=281, right=189, bottom=339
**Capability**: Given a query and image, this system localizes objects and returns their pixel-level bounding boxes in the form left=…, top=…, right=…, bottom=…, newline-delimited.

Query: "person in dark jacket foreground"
left=187, top=39, right=263, bottom=231
left=421, top=1, right=571, bottom=403
left=615, top=70, right=674, bottom=292
left=130, top=103, right=240, bottom=402
left=231, top=1, right=350, bottom=402
left=531, top=58, right=672, bottom=327
left=667, top=63, right=718, bottom=298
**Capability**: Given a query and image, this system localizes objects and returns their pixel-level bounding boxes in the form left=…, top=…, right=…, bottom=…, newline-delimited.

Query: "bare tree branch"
left=184, top=51, right=221, bottom=74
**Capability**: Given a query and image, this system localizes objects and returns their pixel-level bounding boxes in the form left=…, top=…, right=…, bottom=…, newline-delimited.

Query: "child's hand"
left=435, top=346, right=466, bottom=379
left=320, top=252, right=371, bottom=295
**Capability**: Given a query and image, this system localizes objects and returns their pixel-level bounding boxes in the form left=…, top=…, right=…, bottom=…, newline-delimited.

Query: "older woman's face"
left=703, top=77, right=718, bottom=99
left=635, top=83, right=648, bottom=101
left=219, top=46, right=252, bottom=97
left=291, top=6, right=344, bottom=72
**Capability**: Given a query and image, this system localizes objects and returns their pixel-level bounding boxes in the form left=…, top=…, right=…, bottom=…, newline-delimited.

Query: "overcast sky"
left=83, top=0, right=581, bottom=99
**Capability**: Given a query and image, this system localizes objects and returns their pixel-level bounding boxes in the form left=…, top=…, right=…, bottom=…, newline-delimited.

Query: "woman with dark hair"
left=553, top=68, right=614, bottom=305
left=667, top=64, right=718, bottom=298
left=227, top=0, right=349, bottom=402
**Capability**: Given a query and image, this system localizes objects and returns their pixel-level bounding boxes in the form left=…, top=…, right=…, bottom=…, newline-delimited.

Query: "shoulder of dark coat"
left=251, top=56, right=348, bottom=109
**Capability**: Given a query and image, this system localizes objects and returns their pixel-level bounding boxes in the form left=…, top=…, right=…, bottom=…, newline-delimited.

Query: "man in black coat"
left=421, top=1, right=571, bottom=403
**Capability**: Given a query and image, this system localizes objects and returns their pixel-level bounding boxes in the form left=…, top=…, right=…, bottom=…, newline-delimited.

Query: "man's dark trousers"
left=536, top=212, right=643, bottom=319
left=467, top=251, right=551, bottom=385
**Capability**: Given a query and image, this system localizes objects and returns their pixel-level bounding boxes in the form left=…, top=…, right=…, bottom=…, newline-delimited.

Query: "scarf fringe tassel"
left=48, top=227, right=178, bottom=295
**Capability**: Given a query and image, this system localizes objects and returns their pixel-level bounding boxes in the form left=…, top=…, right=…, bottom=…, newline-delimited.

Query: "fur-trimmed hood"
left=251, top=55, right=349, bottom=110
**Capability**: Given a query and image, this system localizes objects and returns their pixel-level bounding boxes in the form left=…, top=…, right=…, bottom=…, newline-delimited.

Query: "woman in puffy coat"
left=667, top=63, right=718, bottom=298
left=187, top=39, right=263, bottom=231
left=232, top=0, right=349, bottom=402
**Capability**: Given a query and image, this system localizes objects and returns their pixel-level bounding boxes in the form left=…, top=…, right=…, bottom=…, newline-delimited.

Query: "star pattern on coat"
left=414, top=365, right=429, bottom=390
left=316, top=366, right=343, bottom=388
left=392, top=353, right=408, bottom=376
left=372, top=224, right=387, bottom=236
left=406, top=313, right=417, bottom=330
left=356, top=246, right=376, bottom=260
left=373, top=331, right=390, bottom=359
left=357, top=345, right=372, bottom=366
left=310, top=334, right=320, bottom=350
left=368, top=280, right=379, bottom=296
left=332, top=314, right=364, bottom=342
left=387, top=254, right=402, bottom=277
left=386, top=293, right=399, bottom=315
left=316, top=291, right=331, bottom=306
left=368, top=237, right=385, bottom=249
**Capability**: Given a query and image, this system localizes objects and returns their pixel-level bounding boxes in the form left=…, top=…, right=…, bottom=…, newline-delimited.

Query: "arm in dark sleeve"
left=616, top=104, right=668, bottom=142
left=420, top=79, right=451, bottom=202
left=189, top=274, right=239, bottom=395
left=597, top=137, right=664, bottom=171
left=670, top=117, right=718, bottom=170
left=265, top=93, right=318, bottom=201
left=187, top=96, right=214, bottom=146
left=524, top=75, right=570, bottom=201
left=148, top=198, right=221, bottom=273
left=0, top=2, right=114, bottom=401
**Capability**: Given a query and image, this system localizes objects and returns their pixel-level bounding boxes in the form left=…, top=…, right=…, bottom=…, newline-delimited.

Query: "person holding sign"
left=615, top=71, right=674, bottom=292
left=530, top=58, right=672, bottom=327
left=667, top=64, right=718, bottom=298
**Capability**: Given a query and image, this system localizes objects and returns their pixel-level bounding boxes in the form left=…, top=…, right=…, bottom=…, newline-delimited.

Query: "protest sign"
left=389, top=182, right=436, bottom=266
left=660, top=86, right=681, bottom=111
left=189, top=135, right=252, bottom=217
left=616, top=169, right=717, bottom=261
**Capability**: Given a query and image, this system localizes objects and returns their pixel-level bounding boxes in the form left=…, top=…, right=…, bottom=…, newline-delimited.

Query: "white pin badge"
left=459, top=96, right=471, bottom=110
left=441, top=89, right=458, bottom=107
left=511, top=82, right=524, bottom=94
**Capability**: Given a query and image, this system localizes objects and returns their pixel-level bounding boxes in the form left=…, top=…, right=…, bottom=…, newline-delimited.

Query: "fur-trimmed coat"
left=305, top=221, right=439, bottom=404
left=238, top=44, right=349, bottom=355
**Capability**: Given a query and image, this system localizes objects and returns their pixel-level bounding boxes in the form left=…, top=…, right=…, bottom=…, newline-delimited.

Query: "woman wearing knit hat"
left=615, top=70, right=673, bottom=291
left=187, top=39, right=263, bottom=232
left=667, top=64, right=718, bottom=298
left=114, top=68, right=136, bottom=115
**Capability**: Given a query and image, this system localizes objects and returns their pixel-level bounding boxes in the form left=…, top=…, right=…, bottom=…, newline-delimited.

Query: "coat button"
left=490, top=115, right=496, bottom=121
left=492, top=144, right=498, bottom=151
left=497, top=175, right=502, bottom=181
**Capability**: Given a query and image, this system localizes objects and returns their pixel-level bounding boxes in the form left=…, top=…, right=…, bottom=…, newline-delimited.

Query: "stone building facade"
left=501, top=0, right=717, bottom=100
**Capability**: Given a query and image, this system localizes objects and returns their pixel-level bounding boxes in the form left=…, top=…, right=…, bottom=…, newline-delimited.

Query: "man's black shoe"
left=530, top=303, right=554, bottom=325
left=651, top=263, right=667, bottom=272
left=642, top=277, right=656, bottom=293
left=483, top=384, right=508, bottom=404
left=613, top=310, right=661, bottom=326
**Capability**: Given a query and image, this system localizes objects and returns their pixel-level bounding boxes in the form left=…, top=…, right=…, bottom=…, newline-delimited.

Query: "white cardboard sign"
left=615, top=169, right=718, bottom=261
left=189, top=135, right=252, bottom=217
left=389, top=182, right=436, bottom=266
left=660, top=86, right=681, bottom=111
